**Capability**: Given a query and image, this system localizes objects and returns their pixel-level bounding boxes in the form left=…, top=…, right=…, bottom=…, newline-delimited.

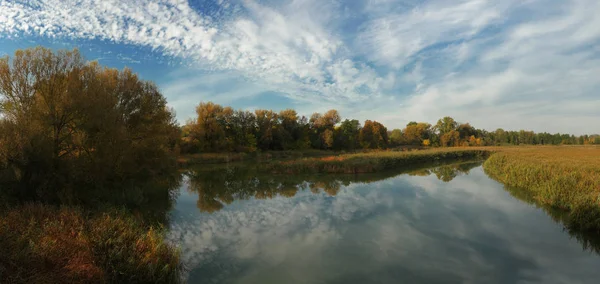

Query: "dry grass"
left=0, top=204, right=182, bottom=284
left=259, top=148, right=490, bottom=174
left=483, top=146, right=600, bottom=232
left=177, top=149, right=334, bottom=166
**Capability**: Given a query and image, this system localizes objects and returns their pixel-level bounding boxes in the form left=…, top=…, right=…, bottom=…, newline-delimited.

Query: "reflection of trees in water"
left=408, top=162, right=481, bottom=182
left=186, top=160, right=483, bottom=213
left=501, top=185, right=600, bottom=255
left=131, top=170, right=183, bottom=225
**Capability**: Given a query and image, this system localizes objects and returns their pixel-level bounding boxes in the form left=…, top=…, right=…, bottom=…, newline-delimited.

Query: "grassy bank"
left=0, top=204, right=182, bottom=283
left=483, top=146, right=600, bottom=233
left=258, top=148, right=490, bottom=174
left=177, top=149, right=337, bottom=166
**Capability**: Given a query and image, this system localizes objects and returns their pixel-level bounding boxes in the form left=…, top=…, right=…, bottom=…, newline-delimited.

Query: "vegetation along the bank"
left=483, top=147, right=600, bottom=233
left=259, top=148, right=490, bottom=174
left=0, top=204, right=181, bottom=283
left=0, top=47, right=182, bottom=282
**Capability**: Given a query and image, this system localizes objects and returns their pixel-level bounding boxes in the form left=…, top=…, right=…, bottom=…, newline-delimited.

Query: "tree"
left=309, top=109, right=341, bottom=149
left=403, top=122, right=432, bottom=145
left=255, top=109, right=279, bottom=150
left=188, top=102, right=229, bottom=151
left=440, top=130, right=460, bottom=147
left=0, top=47, right=178, bottom=203
left=278, top=109, right=300, bottom=150
left=359, top=120, right=388, bottom=149
left=335, top=119, right=361, bottom=151
left=434, top=116, right=458, bottom=136
left=389, top=129, right=404, bottom=146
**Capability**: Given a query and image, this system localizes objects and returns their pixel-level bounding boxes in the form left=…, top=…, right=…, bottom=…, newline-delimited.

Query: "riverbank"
left=181, top=146, right=600, bottom=232
left=0, top=204, right=182, bottom=283
left=177, top=149, right=337, bottom=166
left=258, top=148, right=491, bottom=174
left=483, top=146, right=600, bottom=233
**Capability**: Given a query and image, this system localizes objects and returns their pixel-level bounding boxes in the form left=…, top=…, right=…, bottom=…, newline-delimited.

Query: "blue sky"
left=1, top=0, right=599, bottom=134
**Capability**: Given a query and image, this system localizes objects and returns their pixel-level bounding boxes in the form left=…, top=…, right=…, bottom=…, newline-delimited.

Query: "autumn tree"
left=309, top=110, right=341, bottom=149
left=359, top=120, right=388, bottom=149
left=403, top=122, right=432, bottom=145
left=434, top=116, right=458, bottom=136
left=255, top=109, right=279, bottom=150
left=0, top=47, right=178, bottom=203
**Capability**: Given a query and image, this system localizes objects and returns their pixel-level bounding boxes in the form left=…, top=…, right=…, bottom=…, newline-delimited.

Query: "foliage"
left=0, top=203, right=182, bottom=283
left=359, top=120, right=388, bottom=149
left=259, top=148, right=490, bottom=174
left=181, top=101, right=599, bottom=154
left=0, top=47, right=179, bottom=205
left=483, top=147, right=600, bottom=233
left=0, top=47, right=182, bottom=283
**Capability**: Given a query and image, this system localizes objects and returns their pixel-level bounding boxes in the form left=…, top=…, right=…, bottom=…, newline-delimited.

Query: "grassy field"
left=0, top=204, right=182, bottom=284
left=483, top=146, right=600, bottom=233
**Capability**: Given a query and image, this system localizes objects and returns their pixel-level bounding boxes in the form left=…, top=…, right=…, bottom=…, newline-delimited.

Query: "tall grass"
left=177, top=149, right=335, bottom=166
left=483, top=146, right=600, bottom=232
left=0, top=204, right=182, bottom=283
left=259, top=148, right=490, bottom=174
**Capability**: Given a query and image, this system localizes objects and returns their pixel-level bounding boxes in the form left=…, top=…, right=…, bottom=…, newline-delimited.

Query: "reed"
left=259, top=148, right=490, bottom=174
left=483, top=146, right=600, bottom=232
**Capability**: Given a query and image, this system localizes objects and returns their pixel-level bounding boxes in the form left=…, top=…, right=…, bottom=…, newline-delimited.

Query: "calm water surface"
left=167, top=162, right=600, bottom=284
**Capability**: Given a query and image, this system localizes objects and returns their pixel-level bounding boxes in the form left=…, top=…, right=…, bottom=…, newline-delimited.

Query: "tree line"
left=181, top=102, right=599, bottom=153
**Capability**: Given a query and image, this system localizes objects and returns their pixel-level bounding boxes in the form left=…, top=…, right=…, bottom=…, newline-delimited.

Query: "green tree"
left=434, top=116, right=458, bottom=136
left=389, top=129, right=403, bottom=146
left=335, top=119, right=361, bottom=151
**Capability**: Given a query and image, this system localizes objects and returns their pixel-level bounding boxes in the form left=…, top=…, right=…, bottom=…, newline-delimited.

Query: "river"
left=167, top=161, right=600, bottom=284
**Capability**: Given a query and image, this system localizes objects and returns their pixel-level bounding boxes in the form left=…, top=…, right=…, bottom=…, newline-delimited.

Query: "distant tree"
left=309, top=110, right=341, bottom=149
left=434, top=116, right=458, bottom=136
left=359, top=120, right=388, bottom=149
left=389, top=129, right=404, bottom=146
left=188, top=102, right=229, bottom=151
left=403, top=122, right=432, bottom=145
left=255, top=109, right=279, bottom=151
left=335, top=119, right=361, bottom=151
left=440, top=130, right=461, bottom=147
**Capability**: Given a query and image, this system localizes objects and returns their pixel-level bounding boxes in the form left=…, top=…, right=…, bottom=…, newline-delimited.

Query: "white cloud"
left=357, top=0, right=509, bottom=68
left=353, top=0, right=600, bottom=134
left=1, top=0, right=600, bottom=133
left=0, top=0, right=383, bottom=104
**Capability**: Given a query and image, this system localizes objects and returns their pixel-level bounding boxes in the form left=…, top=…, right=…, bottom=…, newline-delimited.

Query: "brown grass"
left=0, top=204, right=182, bottom=284
left=483, top=146, right=600, bottom=232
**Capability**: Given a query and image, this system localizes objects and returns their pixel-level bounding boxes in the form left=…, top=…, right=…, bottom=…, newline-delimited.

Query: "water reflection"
left=186, top=161, right=482, bottom=213
left=501, top=185, right=600, bottom=255
left=169, top=162, right=600, bottom=284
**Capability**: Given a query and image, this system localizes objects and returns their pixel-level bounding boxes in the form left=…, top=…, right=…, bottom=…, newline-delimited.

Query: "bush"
left=0, top=204, right=182, bottom=283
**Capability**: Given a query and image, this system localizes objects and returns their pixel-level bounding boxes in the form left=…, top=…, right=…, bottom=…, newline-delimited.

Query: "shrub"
left=0, top=204, right=182, bottom=283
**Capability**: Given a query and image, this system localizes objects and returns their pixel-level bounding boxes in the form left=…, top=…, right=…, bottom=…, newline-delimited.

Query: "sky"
left=0, top=0, right=599, bottom=135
